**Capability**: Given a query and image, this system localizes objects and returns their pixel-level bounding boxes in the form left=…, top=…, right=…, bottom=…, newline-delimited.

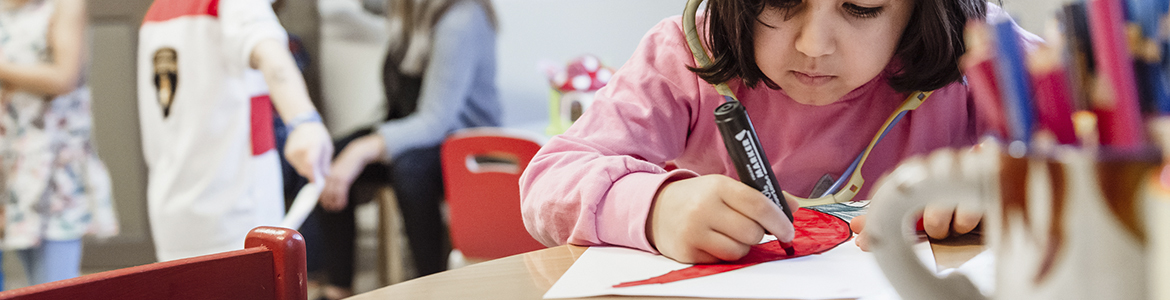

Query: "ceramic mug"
left=866, top=142, right=1168, bottom=300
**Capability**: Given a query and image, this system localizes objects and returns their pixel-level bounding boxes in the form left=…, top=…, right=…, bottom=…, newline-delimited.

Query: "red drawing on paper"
left=614, top=208, right=852, bottom=288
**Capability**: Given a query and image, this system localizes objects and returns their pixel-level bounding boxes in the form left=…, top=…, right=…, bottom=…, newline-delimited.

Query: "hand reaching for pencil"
left=851, top=203, right=983, bottom=251
left=646, top=175, right=798, bottom=264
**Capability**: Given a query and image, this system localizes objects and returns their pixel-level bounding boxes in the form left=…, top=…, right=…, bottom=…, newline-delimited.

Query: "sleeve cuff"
left=375, top=123, right=407, bottom=161
left=595, top=169, right=698, bottom=254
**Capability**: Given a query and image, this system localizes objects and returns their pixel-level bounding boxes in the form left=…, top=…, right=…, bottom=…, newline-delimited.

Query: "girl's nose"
left=793, top=13, right=836, bottom=58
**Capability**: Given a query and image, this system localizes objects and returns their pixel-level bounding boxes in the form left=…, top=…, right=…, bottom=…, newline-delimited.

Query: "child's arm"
left=519, top=16, right=797, bottom=263
left=0, top=0, right=86, bottom=96
left=251, top=38, right=333, bottom=183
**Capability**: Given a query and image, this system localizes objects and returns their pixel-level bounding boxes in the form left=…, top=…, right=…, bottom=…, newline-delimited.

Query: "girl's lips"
left=792, top=71, right=835, bottom=86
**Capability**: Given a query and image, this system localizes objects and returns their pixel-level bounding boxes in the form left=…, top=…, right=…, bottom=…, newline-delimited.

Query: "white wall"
left=493, top=0, right=682, bottom=132
left=999, top=0, right=1069, bottom=35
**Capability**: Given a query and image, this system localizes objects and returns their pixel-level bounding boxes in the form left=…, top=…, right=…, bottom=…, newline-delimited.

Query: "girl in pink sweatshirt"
left=520, top=0, right=1038, bottom=264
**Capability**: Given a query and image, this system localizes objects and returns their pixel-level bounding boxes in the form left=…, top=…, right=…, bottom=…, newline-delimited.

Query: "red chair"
left=0, top=226, right=307, bottom=300
left=441, top=127, right=548, bottom=261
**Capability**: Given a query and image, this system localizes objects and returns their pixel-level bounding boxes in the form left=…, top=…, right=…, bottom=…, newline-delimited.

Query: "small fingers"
left=850, top=214, right=867, bottom=234
left=707, top=206, right=767, bottom=245
left=721, top=181, right=794, bottom=242
left=299, top=147, right=321, bottom=184
left=286, top=123, right=334, bottom=184
left=696, top=230, right=752, bottom=262
left=952, top=202, right=983, bottom=234
left=922, top=204, right=955, bottom=239
left=855, top=229, right=870, bottom=252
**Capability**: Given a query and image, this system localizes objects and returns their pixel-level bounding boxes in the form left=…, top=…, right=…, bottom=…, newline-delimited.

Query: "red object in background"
left=614, top=209, right=852, bottom=288
left=143, top=0, right=218, bottom=23
left=551, top=55, right=614, bottom=92
left=250, top=95, right=276, bottom=156
left=0, top=226, right=306, bottom=300
left=1030, top=65, right=1079, bottom=144
left=441, top=128, right=549, bottom=260
left=967, top=59, right=1010, bottom=139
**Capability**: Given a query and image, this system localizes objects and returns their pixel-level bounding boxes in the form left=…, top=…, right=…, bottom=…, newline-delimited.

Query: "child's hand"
left=646, top=174, right=797, bottom=264
left=920, top=202, right=982, bottom=239
left=284, top=122, right=334, bottom=184
left=851, top=203, right=982, bottom=251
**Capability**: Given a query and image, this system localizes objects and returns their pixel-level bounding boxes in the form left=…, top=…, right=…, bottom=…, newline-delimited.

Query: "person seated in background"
left=0, top=0, right=119, bottom=287
left=137, top=0, right=333, bottom=262
left=317, top=0, right=501, bottom=297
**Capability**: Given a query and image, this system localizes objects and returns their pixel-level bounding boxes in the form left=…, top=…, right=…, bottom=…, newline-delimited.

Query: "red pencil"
left=1029, top=46, right=1079, bottom=145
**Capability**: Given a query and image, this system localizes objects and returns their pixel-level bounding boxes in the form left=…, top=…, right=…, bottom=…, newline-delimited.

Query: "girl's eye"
left=843, top=3, right=883, bottom=18
left=772, top=0, right=801, bottom=9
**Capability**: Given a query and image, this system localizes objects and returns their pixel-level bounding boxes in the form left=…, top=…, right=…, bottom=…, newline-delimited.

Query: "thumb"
left=850, top=214, right=867, bottom=234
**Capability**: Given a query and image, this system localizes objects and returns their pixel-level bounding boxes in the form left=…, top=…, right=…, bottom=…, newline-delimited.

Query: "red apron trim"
left=250, top=95, right=276, bottom=156
left=143, top=0, right=219, bottom=24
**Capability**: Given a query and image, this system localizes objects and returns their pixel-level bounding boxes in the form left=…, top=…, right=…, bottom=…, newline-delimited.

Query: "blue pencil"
left=990, top=17, right=1037, bottom=144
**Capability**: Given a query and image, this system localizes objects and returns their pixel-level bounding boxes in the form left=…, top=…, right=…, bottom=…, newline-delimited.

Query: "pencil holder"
left=866, top=139, right=1168, bottom=299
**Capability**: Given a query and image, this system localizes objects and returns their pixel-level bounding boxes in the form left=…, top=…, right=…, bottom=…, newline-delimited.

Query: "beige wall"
left=84, top=0, right=156, bottom=268
left=1000, top=0, right=1069, bottom=34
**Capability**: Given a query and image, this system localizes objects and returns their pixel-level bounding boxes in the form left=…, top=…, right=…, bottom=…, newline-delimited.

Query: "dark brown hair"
left=691, top=0, right=994, bottom=93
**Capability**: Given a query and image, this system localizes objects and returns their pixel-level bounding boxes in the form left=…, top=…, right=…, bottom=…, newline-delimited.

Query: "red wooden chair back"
left=441, top=127, right=547, bottom=260
left=0, top=226, right=307, bottom=300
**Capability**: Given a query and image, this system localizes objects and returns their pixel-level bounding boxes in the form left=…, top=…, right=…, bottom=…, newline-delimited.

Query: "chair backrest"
left=441, top=127, right=548, bottom=260
left=0, top=226, right=307, bottom=300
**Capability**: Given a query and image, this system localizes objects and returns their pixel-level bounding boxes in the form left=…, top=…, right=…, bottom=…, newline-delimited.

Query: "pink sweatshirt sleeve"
left=519, top=17, right=704, bottom=254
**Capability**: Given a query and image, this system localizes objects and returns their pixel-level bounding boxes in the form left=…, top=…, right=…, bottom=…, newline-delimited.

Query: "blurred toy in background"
left=542, top=55, right=614, bottom=135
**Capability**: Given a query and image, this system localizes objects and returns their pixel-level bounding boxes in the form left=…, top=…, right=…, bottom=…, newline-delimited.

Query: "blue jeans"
left=16, top=239, right=82, bottom=285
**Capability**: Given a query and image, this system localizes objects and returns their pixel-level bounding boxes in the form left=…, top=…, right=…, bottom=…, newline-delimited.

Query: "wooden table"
left=350, top=234, right=983, bottom=300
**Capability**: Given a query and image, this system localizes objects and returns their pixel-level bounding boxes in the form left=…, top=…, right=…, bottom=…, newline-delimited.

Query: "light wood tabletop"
left=349, top=233, right=983, bottom=300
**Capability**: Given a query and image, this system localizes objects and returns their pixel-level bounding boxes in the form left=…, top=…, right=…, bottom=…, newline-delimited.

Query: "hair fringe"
left=691, top=0, right=989, bottom=93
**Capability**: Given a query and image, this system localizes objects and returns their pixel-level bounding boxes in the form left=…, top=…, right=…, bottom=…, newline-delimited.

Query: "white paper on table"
left=544, top=238, right=997, bottom=300
left=860, top=243, right=995, bottom=300
left=280, top=182, right=321, bottom=230
left=545, top=240, right=898, bottom=299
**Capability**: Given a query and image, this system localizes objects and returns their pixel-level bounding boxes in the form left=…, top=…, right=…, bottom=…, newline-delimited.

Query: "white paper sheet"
left=545, top=240, right=893, bottom=299
left=544, top=239, right=993, bottom=300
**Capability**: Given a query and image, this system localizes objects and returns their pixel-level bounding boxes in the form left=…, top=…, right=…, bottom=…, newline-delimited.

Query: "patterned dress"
left=0, top=0, right=117, bottom=250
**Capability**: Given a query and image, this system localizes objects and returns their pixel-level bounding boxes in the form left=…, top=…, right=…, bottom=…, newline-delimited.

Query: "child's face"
left=754, top=0, right=914, bottom=105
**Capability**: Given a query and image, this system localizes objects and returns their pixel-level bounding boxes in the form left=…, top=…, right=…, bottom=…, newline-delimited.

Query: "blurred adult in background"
left=317, top=0, right=501, bottom=297
left=137, top=0, right=333, bottom=262
left=0, top=0, right=118, bottom=286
